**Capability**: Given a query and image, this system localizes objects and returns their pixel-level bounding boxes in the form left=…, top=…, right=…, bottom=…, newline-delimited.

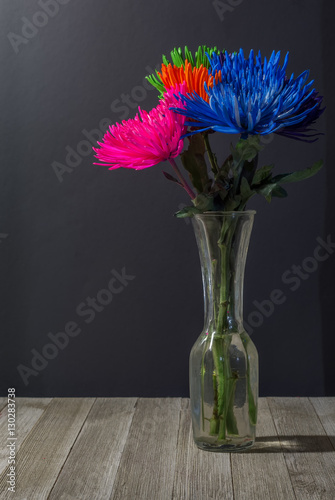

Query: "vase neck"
left=192, top=212, right=255, bottom=335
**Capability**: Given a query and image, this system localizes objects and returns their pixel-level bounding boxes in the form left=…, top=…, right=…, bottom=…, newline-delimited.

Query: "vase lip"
left=194, top=210, right=256, bottom=218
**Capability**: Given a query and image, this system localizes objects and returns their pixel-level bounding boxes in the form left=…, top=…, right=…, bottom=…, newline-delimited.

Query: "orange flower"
left=157, top=60, right=221, bottom=102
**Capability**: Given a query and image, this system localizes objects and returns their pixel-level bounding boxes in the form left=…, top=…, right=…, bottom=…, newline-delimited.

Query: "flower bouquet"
left=93, top=46, right=324, bottom=451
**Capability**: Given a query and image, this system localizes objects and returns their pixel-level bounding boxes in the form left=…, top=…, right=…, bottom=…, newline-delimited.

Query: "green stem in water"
left=241, top=332, right=258, bottom=426
left=217, top=219, right=236, bottom=333
left=210, top=218, right=240, bottom=440
left=200, top=346, right=207, bottom=431
left=209, top=371, right=219, bottom=435
left=212, top=336, right=224, bottom=426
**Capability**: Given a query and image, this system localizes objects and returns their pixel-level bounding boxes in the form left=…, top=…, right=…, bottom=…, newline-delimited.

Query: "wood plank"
left=310, top=397, right=335, bottom=450
left=111, top=398, right=181, bottom=500
left=268, top=397, right=333, bottom=451
left=0, top=396, right=332, bottom=500
left=0, top=398, right=94, bottom=500
left=0, top=400, right=7, bottom=413
left=48, top=398, right=137, bottom=500
left=172, top=399, right=234, bottom=500
left=231, top=398, right=296, bottom=500
left=0, top=398, right=52, bottom=475
left=268, top=397, right=335, bottom=500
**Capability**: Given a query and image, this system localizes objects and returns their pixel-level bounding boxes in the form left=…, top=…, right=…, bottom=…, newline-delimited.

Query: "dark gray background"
left=1, top=0, right=334, bottom=397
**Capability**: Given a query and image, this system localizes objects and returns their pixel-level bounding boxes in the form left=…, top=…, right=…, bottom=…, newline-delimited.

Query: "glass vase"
left=190, top=211, right=258, bottom=452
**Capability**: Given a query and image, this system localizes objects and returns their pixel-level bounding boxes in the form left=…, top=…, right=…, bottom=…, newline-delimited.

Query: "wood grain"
left=310, top=397, right=335, bottom=450
left=111, top=398, right=181, bottom=500
left=0, top=398, right=52, bottom=475
left=0, top=397, right=334, bottom=500
left=48, top=398, right=137, bottom=500
left=0, top=397, right=94, bottom=500
left=172, top=399, right=234, bottom=500
left=268, top=397, right=335, bottom=500
left=231, top=398, right=296, bottom=500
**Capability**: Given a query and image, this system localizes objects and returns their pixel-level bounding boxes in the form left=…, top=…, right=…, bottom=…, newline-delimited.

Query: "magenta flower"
left=93, top=85, right=187, bottom=170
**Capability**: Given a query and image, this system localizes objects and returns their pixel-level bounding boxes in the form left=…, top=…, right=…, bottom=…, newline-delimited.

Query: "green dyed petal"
left=145, top=45, right=223, bottom=94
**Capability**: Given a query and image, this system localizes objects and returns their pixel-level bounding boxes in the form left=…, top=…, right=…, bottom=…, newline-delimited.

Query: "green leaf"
left=192, top=193, right=215, bottom=212
left=217, top=185, right=229, bottom=202
left=224, top=195, right=242, bottom=211
left=181, top=134, right=212, bottom=194
left=256, top=183, right=278, bottom=203
left=162, top=171, right=182, bottom=185
left=256, top=183, right=287, bottom=202
left=240, top=177, right=255, bottom=202
left=232, top=136, right=264, bottom=164
left=252, top=164, right=274, bottom=186
left=219, top=153, right=233, bottom=180
left=230, top=138, right=261, bottom=197
left=271, top=185, right=288, bottom=198
left=272, top=160, right=323, bottom=184
left=175, top=206, right=201, bottom=218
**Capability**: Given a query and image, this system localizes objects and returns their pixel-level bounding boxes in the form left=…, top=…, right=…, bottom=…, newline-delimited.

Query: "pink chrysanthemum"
left=93, top=84, right=187, bottom=170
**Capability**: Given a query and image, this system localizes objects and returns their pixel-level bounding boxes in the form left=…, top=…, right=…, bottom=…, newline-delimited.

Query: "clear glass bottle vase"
left=190, top=211, right=258, bottom=452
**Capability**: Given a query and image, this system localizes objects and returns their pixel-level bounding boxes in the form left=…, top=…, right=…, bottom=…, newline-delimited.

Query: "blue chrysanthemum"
left=172, top=49, right=324, bottom=141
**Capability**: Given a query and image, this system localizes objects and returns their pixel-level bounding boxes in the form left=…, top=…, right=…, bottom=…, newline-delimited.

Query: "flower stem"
left=211, top=218, right=240, bottom=440
left=168, top=158, right=196, bottom=199
left=203, top=133, right=219, bottom=175
left=241, top=332, right=258, bottom=426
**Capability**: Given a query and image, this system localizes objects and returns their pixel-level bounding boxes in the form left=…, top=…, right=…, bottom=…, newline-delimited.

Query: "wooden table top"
left=0, top=397, right=334, bottom=499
